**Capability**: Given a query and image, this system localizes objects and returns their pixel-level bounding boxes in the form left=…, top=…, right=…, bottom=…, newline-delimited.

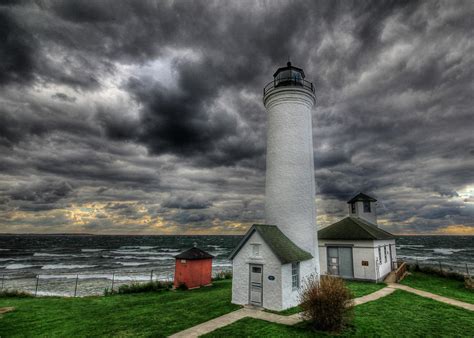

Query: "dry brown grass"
left=299, top=274, right=354, bottom=332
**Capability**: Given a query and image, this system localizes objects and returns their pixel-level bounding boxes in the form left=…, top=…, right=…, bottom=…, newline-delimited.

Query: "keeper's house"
left=318, top=193, right=397, bottom=282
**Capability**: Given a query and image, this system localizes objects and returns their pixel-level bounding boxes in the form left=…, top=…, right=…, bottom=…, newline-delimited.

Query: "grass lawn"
left=0, top=280, right=239, bottom=337
left=345, top=280, right=386, bottom=298
left=401, top=271, right=474, bottom=304
left=204, top=290, right=474, bottom=337
left=266, top=280, right=386, bottom=316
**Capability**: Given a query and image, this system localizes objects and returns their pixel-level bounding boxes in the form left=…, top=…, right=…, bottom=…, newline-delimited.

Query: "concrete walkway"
left=387, top=283, right=474, bottom=312
left=170, top=287, right=395, bottom=338
left=170, top=284, right=474, bottom=337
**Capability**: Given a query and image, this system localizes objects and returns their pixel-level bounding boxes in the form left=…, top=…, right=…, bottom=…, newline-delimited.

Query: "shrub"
left=117, top=281, right=172, bottom=294
left=103, top=281, right=172, bottom=296
left=212, top=271, right=233, bottom=281
left=464, top=276, right=474, bottom=290
left=407, top=263, right=465, bottom=282
left=299, top=274, right=354, bottom=332
left=0, top=289, right=33, bottom=298
left=176, top=282, right=188, bottom=291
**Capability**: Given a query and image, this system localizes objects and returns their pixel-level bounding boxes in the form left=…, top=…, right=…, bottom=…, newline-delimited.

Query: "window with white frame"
left=291, top=262, right=300, bottom=290
left=384, top=246, right=387, bottom=263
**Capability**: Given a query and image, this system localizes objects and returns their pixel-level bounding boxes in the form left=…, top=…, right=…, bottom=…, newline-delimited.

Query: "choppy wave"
left=41, top=264, right=98, bottom=270
left=106, top=255, right=174, bottom=261
left=398, top=255, right=447, bottom=261
left=110, top=250, right=166, bottom=255
left=34, top=253, right=82, bottom=258
left=117, top=262, right=150, bottom=267
left=432, top=248, right=465, bottom=255
left=0, top=257, right=30, bottom=262
left=5, top=264, right=36, bottom=270
left=38, top=273, right=159, bottom=281
left=119, top=246, right=156, bottom=250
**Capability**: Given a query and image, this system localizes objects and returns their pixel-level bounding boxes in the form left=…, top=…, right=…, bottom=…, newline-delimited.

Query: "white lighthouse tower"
left=264, top=62, right=319, bottom=269
left=230, top=62, right=319, bottom=311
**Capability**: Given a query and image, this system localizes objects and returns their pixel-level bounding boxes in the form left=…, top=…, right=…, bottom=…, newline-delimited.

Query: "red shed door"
left=249, top=264, right=263, bottom=306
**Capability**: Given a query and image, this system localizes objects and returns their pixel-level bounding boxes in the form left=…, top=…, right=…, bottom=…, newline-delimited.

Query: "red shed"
left=174, top=247, right=214, bottom=289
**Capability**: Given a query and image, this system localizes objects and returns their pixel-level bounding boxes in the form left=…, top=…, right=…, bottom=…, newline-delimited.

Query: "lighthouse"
left=263, top=62, right=319, bottom=271
left=230, top=62, right=319, bottom=310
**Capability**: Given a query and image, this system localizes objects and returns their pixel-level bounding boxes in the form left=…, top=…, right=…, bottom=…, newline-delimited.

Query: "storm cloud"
left=0, top=0, right=473, bottom=235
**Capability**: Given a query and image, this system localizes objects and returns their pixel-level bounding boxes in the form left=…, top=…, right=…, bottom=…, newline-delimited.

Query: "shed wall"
left=174, top=258, right=212, bottom=289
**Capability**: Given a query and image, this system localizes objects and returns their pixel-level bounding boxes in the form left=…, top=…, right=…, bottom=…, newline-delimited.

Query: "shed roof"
left=347, top=192, right=377, bottom=204
left=318, top=216, right=395, bottom=240
left=175, top=247, right=214, bottom=260
left=229, top=224, right=313, bottom=264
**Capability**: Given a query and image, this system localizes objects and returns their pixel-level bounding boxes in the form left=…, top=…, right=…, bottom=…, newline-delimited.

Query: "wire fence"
left=0, top=267, right=232, bottom=297
left=402, top=258, right=472, bottom=277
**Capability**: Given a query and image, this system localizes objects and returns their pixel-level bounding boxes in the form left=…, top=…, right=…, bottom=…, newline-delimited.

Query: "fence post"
left=466, top=264, right=470, bottom=276
left=35, top=275, right=39, bottom=296
left=150, top=270, right=153, bottom=282
left=111, top=273, right=115, bottom=292
left=74, top=274, right=79, bottom=297
left=438, top=261, right=442, bottom=272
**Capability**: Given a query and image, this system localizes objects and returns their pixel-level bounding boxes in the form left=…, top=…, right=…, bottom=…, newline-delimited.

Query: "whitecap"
left=110, top=250, right=163, bottom=255
left=398, top=255, right=445, bottom=261
left=111, top=255, right=173, bottom=261
left=0, top=257, right=30, bottom=262
left=41, top=264, right=97, bottom=270
left=5, top=264, right=36, bottom=270
left=432, top=248, right=464, bottom=255
left=119, top=246, right=156, bottom=250
left=117, top=262, right=150, bottom=266
left=34, top=253, right=81, bottom=257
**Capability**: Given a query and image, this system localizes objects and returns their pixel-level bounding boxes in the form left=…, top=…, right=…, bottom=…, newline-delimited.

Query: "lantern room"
left=273, top=61, right=305, bottom=87
left=174, top=247, right=214, bottom=289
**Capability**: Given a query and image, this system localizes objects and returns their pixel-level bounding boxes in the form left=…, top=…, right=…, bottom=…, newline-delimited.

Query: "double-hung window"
left=291, top=262, right=300, bottom=290
left=384, top=246, right=387, bottom=263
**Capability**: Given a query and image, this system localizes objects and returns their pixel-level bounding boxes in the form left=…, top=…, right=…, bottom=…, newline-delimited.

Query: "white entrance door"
left=249, top=264, right=263, bottom=306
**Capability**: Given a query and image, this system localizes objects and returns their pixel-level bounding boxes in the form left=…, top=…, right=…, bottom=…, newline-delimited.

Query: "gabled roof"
left=229, top=224, right=313, bottom=264
left=175, top=247, right=214, bottom=260
left=347, top=192, right=377, bottom=204
left=318, top=217, right=395, bottom=240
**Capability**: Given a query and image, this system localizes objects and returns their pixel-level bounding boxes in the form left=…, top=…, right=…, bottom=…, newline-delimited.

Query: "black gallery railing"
left=263, top=77, right=315, bottom=96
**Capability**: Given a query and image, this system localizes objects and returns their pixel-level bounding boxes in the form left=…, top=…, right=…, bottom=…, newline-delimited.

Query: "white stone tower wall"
left=264, top=87, right=320, bottom=274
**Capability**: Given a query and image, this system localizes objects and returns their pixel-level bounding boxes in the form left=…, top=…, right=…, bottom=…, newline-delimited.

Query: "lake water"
left=0, top=234, right=472, bottom=296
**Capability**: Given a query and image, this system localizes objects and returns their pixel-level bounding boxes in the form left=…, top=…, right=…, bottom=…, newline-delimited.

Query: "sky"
left=0, top=0, right=473, bottom=236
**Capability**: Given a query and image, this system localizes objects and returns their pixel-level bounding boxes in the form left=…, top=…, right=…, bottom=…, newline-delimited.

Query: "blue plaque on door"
left=268, top=275, right=275, bottom=281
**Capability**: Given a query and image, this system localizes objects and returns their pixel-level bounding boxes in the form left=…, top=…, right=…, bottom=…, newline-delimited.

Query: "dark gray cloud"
left=0, top=0, right=473, bottom=234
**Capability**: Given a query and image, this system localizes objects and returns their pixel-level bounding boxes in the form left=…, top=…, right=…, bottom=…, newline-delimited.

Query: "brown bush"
left=299, top=274, right=354, bottom=332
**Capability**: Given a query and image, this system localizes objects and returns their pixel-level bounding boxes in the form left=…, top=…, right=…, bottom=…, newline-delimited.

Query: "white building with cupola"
left=318, top=193, right=397, bottom=283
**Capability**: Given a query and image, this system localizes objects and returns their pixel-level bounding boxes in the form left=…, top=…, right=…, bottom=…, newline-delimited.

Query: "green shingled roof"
left=229, top=224, right=313, bottom=264
left=318, top=216, right=395, bottom=240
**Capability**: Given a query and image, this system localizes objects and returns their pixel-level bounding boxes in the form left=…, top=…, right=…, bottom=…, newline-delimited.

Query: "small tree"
left=299, top=274, right=354, bottom=332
